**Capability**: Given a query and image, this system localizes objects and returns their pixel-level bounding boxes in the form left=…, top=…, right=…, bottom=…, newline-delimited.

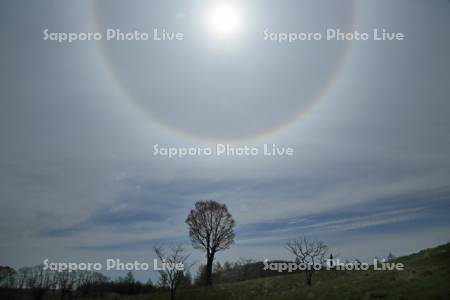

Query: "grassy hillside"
left=4, top=243, right=449, bottom=300
left=149, top=243, right=450, bottom=300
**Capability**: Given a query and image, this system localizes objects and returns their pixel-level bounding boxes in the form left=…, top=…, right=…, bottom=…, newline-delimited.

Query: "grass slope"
left=150, top=242, right=450, bottom=300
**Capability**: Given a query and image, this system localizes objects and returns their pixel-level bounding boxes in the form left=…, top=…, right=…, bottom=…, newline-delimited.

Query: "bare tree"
left=15, top=267, right=31, bottom=289
left=286, top=237, right=329, bottom=286
left=0, top=266, right=16, bottom=288
left=185, top=200, right=235, bottom=286
left=56, top=270, right=77, bottom=300
left=25, top=265, right=55, bottom=300
left=154, top=245, right=190, bottom=300
left=76, top=271, right=108, bottom=297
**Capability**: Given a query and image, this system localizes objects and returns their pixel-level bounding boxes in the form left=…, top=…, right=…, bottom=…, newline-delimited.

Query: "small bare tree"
left=185, top=200, right=235, bottom=286
left=286, top=237, right=329, bottom=286
left=154, top=245, right=190, bottom=300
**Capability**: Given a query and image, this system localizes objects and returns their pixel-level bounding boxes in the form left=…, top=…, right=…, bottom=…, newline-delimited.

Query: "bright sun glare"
left=208, top=4, right=241, bottom=36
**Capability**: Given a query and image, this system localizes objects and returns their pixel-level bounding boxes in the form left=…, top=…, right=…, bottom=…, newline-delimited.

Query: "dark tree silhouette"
left=55, top=269, right=76, bottom=300
left=154, top=245, right=190, bottom=300
left=286, top=237, right=329, bottom=286
left=0, top=266, right=16, bottom=288
left=25, top=265, right=54, bottom=300
left=185, top=200, right=235, bottom=286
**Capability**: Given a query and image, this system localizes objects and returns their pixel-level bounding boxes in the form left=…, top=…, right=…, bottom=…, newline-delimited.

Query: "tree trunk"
left=305, top=271, right=313, bottom=286
left=205, top=253, right=214, bottom=286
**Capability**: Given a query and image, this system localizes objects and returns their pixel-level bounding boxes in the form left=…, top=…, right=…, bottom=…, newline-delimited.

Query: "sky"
left=0, top=0, right=449, bottom=281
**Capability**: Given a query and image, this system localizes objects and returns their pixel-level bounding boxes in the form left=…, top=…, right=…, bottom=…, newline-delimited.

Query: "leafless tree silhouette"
left=286, top=236, right=329, bottom=286
left=154, top=244, right=190, bottom=300
left=185, top=200, right=235, bottom=286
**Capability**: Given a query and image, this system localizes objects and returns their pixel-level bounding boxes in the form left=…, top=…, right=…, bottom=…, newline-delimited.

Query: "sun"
left=207, top=4, right=241, bottom=36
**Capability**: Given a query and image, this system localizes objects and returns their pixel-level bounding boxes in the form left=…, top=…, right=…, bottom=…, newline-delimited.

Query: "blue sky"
left=0, top=0, right=449, bottom=282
